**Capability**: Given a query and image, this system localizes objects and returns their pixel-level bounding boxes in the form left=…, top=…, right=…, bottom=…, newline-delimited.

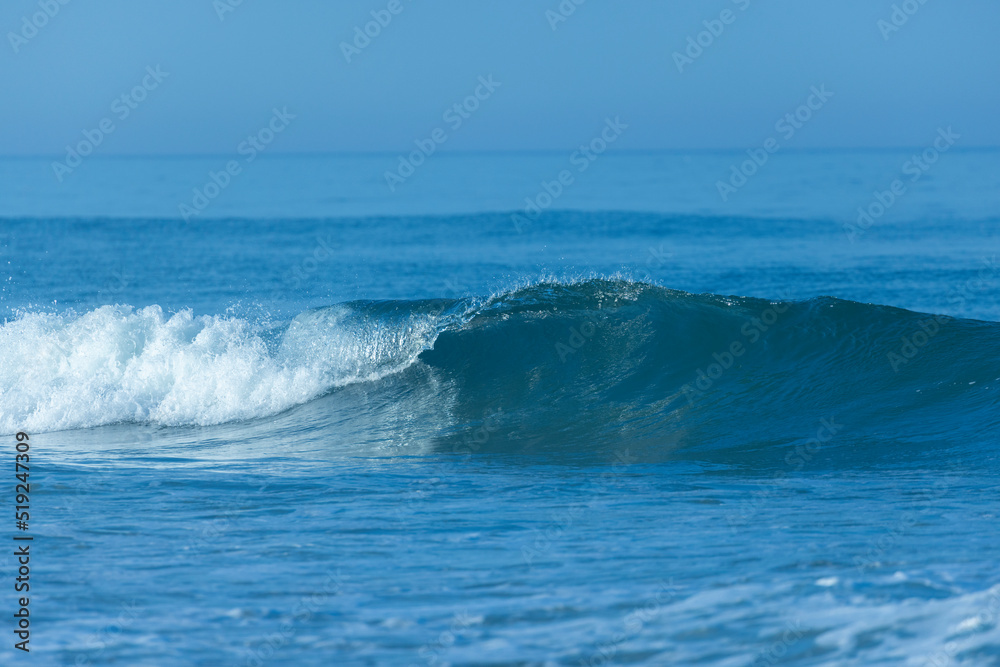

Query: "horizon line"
left=2, top=146, right=1000, bottom=160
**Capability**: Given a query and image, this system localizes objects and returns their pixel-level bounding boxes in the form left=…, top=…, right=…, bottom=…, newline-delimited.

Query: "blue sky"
left=2, top=0, right=998, bottom=155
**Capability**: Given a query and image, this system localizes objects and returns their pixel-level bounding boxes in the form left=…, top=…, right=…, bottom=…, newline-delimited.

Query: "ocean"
left=1, top=151, right=999, bottom=665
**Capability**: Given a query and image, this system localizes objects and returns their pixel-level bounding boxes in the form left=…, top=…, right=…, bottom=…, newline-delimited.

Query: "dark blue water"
left=1, top=153, right=999, bottom=665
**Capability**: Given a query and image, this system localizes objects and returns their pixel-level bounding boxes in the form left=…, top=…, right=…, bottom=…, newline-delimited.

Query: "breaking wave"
left=3, top=279, right=998, bottom=464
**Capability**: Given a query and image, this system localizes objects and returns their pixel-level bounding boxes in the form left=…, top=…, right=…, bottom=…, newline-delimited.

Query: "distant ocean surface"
left=1, top=152, right=999, bottom=665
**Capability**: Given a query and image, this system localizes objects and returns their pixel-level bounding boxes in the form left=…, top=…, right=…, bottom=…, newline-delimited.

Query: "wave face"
left=3, top=279, right=999, bottom=462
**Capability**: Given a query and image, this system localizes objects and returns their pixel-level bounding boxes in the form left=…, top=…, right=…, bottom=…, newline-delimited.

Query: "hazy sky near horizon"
left=2, top=0, right=998, bottom=155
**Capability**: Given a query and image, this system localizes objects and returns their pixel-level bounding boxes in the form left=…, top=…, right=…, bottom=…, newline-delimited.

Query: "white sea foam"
left=0, top=304, right=443, bottom=433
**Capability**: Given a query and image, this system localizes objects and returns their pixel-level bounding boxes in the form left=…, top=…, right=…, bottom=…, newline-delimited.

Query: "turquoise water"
left=1, top=152, right=999, bottom=665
